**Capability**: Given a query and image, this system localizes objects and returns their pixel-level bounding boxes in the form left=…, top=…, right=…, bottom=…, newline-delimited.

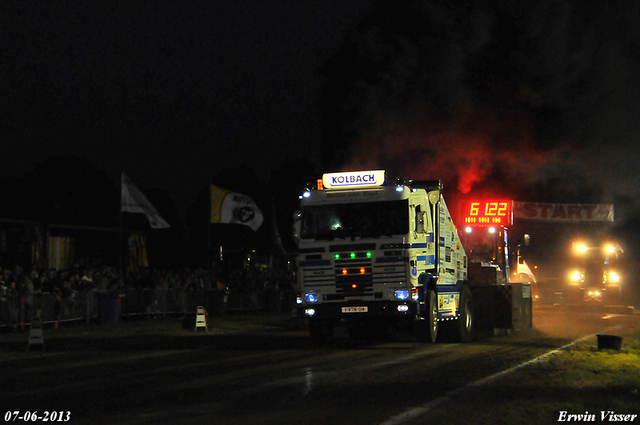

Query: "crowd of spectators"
left=0, top=262, right=296, bottom=330
left=0, top=264, right=123, bottom=328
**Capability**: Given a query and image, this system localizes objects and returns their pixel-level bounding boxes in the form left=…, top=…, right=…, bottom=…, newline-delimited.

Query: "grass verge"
left=425, top=325, right=640, bottom=425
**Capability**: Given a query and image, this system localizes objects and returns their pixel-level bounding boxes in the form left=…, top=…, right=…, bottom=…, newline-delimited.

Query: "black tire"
left=309, top=319, right=333, bottom=346
left=416, top=289, right=438, bottom=343
left=456, top=286, right=474, bottom=342
left=439, top=286, right=474, bottom=342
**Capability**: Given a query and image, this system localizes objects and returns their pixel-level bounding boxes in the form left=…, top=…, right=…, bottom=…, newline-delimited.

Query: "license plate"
left=342, top=306, right=368, bottom=313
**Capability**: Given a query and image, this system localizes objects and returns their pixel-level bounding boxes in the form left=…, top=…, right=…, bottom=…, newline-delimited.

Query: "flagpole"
left=207, top=184, right=212, bottom=270
left=118, top=172, right=125, bottom=278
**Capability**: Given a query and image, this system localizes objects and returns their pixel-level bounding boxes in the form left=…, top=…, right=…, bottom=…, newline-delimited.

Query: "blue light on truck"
left=395, top=290, right=410, bottom=300
left=304, top=293, right=319, bottom=303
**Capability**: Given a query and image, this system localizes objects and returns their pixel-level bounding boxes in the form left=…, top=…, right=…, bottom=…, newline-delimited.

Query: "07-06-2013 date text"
left=4, top=411, right=71, bottom=422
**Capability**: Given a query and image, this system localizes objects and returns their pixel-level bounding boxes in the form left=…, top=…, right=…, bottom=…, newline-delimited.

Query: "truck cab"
left=294, top=170, right=472, bottom=344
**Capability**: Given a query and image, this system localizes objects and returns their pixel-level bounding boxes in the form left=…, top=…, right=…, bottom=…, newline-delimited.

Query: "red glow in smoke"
left=447, top=135, right=493, bottom=194
left=342, top=106, right=550, bottom=195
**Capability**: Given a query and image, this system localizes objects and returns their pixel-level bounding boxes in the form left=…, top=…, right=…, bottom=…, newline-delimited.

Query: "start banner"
left=514, top=202, right=614, bottom=223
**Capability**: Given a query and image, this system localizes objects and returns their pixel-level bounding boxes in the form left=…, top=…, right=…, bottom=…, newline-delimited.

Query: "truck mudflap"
left=470, top=283, right=532, bottom=335
left=297, top=300, right=418, bottom=321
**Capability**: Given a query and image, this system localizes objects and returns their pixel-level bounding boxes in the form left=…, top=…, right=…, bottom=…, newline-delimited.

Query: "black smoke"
left=318, top=0, right=640, bottom=208
left=317, top=0, right=640, bottom=302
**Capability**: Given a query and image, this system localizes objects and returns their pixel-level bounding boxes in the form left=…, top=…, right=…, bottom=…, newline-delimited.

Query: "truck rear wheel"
left=455, top=286, right=474, bottom=342
left=439, top=286, right=474, bottom=342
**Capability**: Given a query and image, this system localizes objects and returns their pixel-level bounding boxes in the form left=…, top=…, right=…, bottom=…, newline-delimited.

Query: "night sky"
left=2, top=0, right=640, bottom=224
left=1, top=0, right=372, bottom=210
left=319, top=1, right=640, bottom=224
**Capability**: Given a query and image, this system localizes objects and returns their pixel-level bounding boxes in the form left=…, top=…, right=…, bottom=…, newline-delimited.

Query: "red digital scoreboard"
left=461, top=200, right=513, bottom=227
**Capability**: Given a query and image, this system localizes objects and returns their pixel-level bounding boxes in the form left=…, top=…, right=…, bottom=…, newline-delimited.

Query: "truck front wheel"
left=416, top=289, right=438, bottom=343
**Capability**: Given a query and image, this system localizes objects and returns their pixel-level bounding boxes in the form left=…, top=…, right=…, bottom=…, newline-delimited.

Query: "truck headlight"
left=395, top=290, right=410, bottom=300
left=609, top=272, right=620, bottom=283
left=304, top=292, right=319, bottom=303
left=570, top=271, right=582, bottom=282
left=305, top=308, right=316, bottom=317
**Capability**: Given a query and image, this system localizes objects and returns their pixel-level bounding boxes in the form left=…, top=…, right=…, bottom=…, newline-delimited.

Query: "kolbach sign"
left=322, top=170, right=386, bottom=189
left=514, top=202, right=614, bottom=223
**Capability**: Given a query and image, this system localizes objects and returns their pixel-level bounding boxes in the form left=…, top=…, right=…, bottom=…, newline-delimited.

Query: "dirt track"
left=2, top=309, right=637, bottom=425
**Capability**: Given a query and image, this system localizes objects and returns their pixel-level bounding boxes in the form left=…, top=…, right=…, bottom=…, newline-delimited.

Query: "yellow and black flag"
left=210, top=184, right=263, bottom=231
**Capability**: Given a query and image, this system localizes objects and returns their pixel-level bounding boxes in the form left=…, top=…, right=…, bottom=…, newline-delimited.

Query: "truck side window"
left=415, top=205, right=425, bottom=234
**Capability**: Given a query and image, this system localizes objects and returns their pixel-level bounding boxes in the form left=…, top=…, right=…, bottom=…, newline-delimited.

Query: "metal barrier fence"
left=0, top=288, right=291, bottom=329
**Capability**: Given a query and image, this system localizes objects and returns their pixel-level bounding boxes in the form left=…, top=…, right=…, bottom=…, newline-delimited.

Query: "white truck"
left=294, top=170, right=532, bottom=344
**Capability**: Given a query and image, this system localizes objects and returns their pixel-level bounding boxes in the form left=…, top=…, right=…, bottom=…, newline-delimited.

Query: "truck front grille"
left=334, top=259, right=373, bottom=297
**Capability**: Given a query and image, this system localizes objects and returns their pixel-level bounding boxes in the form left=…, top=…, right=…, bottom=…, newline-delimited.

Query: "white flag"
left=211, top=184, right=263, bottom=231
left=515, top=258, right=537, bottom=283
left=121, top=172, right=170, bottom=229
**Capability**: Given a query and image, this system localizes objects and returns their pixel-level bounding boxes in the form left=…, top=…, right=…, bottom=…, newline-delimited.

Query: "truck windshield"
left=466, top=231, right=497, bottom=264
left=301, top=199, right=409, bottom=240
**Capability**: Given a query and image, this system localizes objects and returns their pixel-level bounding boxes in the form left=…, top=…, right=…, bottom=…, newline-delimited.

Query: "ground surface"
left=2, top=308, right=639, bottom=425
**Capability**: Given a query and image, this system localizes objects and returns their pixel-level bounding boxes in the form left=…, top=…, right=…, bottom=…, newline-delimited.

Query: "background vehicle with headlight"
left=564, top=240, right=624, bottom=307
left=293, top=170, right=532, bottom=345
